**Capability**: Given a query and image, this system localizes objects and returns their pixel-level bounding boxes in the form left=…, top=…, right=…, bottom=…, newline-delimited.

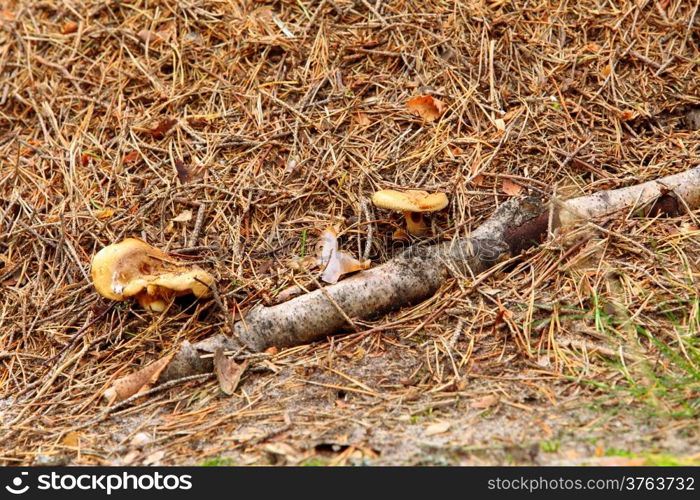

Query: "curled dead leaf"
left=138, top=29, right=170, bottom=46
left=122, top=450, right=140, bottom=465
left=471, top=394, right=498, bottom=409
left=62, top=21, right=78, bottom=34
left=149, top=118, right=177, bottom=139
left=175, top=159, right=193, bottom=183
left=619, top=109, right=636, bottom=122
left=353, top=112, right=371, bottom=126
left=103, top=352, right=175, bottom=404
left=143, top=450, right=166, bottom=466
left=62, top=431, right=80, bottom=447
left=130, top=432, right=151, bottom=447
left=424, top=422, right=451, bottom=436
left=275, top=285, right=305, bottom=303
left=502, top=106, right=522, bottom=121
left=123, top=150, right=140, bottom=165
left=172, top=210, right=193, bottom=223
left=214, top=348, right=248, bottom=396
left=317, top=227, right=370, bottom=284
left=407, top=95, right=446, bottom=122
left=94, top=208, right=115, bottom=220
left=502, top=178, right=523, bottom=196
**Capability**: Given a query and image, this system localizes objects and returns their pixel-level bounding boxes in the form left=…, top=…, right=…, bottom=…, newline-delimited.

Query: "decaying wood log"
left=160, top=166, right=700, bottom=382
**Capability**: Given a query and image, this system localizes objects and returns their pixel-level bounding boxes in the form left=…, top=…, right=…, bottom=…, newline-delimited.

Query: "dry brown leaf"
left=471, top=395, right=498, bottom=409
left=175, top=159, right=193, bottom=183
left=122, top=450, right=140, bottom=465
left=143, top=450, right=165, bottom=466
left=123, top=150, right=139, bottom=164
left=424, top=422, right=451, bottom=436
left=62, top=21, right=78, bottom=34
left=138, top=29, right=170, bottom=46
left=94, top=208, right=115, bottom=220
left=317, top=227, right=370, bottom=284
left=62, top=431, right=80, bottom=447
left=130, top=432, right=151, bottom=447
left=263, top=442, right=299, bottom=461
left=172, top=210, right=193, bottom=223
left=103, top=352, right=175, bottom=404
left=619, top=109, right=636, bottom=121
left=354, top=112, right=371, bottom=126
left=471, top=173, right=485, bottom=187
left=275, top=284, right=304, bottom=303
left=214, top=347, right=248, bottom=396
left=502, top=178, right=523, bottom=196
left=503, top=106, right=522, bottom=121
left=407, top=95, right=446, bottom=122
left=149, top=118, right=177, bottom=139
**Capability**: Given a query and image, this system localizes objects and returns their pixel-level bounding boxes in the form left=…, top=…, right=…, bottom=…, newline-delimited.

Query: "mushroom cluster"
left=91, top=238, right=214, bottom=311
left=372, top=189, right=448, bottom=236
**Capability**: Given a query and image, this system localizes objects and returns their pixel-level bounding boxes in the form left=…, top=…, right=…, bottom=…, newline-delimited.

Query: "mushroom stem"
left=404, top=211, right=427, bottom=236
left=135, top=291, right=168, bottom=312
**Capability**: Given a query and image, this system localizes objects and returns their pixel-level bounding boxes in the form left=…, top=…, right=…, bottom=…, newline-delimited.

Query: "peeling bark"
left=160, top=166, right=700, bottom=381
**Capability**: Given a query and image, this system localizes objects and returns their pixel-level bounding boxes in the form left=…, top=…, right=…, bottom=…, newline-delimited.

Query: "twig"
left=188, top=203, right=206, bottom=248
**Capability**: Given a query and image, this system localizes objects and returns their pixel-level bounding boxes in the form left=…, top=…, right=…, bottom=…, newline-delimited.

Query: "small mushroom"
left=91, top=238, right=214, bottom=311
left=371, top=189, right=448, bottom=236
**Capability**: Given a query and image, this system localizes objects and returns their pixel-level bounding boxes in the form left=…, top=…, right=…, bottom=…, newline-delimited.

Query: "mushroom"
left=371, top=189, right=448, bottom=236
left=91, top=238, right=214, bottom=311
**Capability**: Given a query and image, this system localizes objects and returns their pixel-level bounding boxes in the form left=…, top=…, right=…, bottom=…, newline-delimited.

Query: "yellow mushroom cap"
left=91, top=238, right=158, bottom=300
left=90, top=238, right=214, bottom=309
left=371, top=189, right=448, bottom=212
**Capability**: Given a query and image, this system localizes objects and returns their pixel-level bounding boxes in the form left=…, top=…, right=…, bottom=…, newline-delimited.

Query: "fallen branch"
left=160, top=166, right=700, bottom=381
